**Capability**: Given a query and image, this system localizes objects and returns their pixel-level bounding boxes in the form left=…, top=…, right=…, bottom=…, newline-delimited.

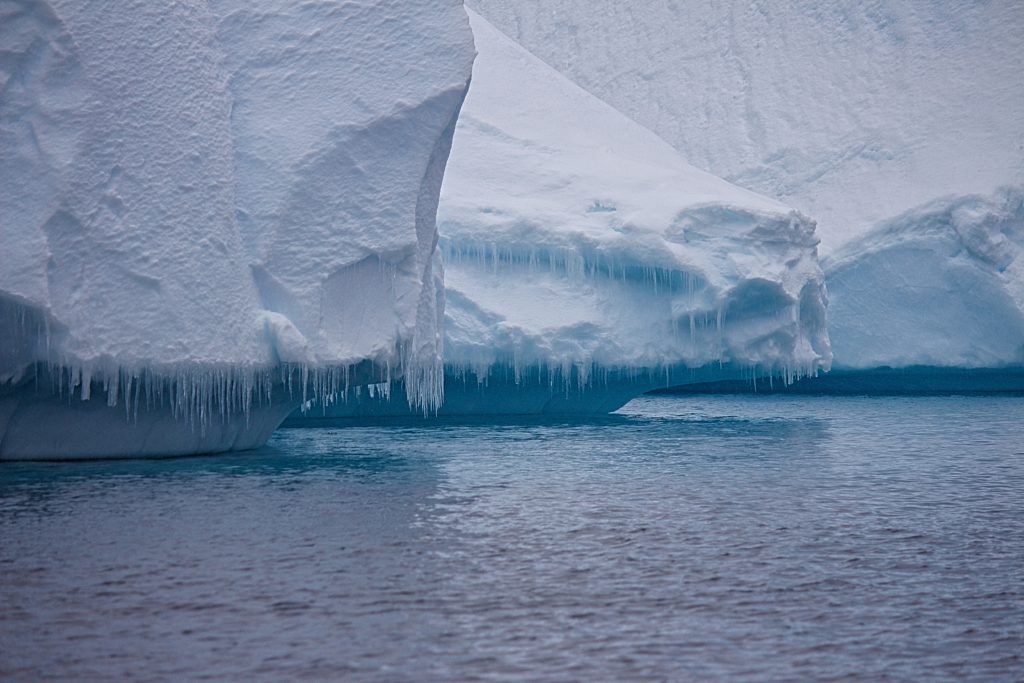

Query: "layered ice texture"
left=0, top=0, right=474, bottom=458
left=299, top=10, right=830, bottom=418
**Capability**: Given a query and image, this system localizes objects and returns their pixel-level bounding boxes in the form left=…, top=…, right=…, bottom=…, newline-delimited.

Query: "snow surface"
left=0, top=0, right=474, bottom=458
left=469, top=0, right=1024, bottom=255
left=824, top=188, right=1024, bottom=369
left=296, top=10, right=831, bottom=418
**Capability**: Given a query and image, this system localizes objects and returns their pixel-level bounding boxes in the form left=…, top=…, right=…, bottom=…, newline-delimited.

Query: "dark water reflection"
left=1, top=396, right=1021, bottom=681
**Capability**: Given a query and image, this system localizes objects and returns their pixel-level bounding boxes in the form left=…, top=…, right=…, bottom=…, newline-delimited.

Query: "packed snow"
left=0, top=0, right=474, bottom=458
left=295, top=10, right=830, bottom=418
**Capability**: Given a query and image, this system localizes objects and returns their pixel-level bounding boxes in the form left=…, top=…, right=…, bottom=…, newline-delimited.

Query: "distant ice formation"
left=0, top=0, right=474, bottom=458
left=294, top=10, right=830, bottom=419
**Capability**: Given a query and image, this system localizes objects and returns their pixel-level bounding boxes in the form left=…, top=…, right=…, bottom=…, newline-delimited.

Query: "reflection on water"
left=1, top=395, right=1022, bottom=681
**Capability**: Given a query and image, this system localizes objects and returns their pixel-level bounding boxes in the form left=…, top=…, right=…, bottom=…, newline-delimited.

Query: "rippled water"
left=2, top=396, right=1022, bottom=681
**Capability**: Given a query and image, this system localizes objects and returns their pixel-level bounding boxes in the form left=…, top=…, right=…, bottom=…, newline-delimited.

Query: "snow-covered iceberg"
left=295, top=10, right=830, bottom=418
left=0, top=0, right=474, bottom=458
left=466, top=1, right=1024, bottom=394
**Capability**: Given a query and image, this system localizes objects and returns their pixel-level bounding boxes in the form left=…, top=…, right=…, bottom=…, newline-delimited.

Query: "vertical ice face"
left=0, top=1, right=474, bottom=458
left=213, top=1, right=473, bottom=410
left=1, top=1, right=264, bottom=370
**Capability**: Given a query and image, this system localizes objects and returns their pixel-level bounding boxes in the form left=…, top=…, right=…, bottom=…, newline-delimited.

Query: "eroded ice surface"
left=0, top=0, right=474, bottom=458
left=659, top=190, right=1024, bottom=395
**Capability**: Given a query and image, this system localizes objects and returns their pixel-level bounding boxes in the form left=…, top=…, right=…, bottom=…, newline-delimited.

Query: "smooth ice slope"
left=824, top=189, right=1024, bottom=370
left=469, top=0, right=1024, bottom=255
left=299, top=10, right=831, bottom=418
left=0, top=0, right=474, bottom=458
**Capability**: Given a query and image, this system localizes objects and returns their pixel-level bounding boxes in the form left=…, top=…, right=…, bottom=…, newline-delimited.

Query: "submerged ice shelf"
left=0, top=0, right=475, bottom=458
left=292, top=10, right=831, bottom=419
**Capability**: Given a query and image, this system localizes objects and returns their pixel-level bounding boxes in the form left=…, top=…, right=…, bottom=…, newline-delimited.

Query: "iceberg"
left=468, top=1, right=1024, bottom=394
left=293, top=10, right=830, bottom=419
left=0, top=0, right=474, bottom=459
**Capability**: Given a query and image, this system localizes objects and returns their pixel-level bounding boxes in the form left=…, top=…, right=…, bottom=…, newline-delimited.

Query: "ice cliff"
left=0, top=0, right=474, bottom=458
left=296, top=10, right=830, bottom=418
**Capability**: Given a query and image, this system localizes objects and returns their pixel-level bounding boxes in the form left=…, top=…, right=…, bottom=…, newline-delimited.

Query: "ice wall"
left=0, top=0, right=474, bottom=458
left=469, top=0, right=1024, bottom=255
left=294, top=10, right=830, bottom=419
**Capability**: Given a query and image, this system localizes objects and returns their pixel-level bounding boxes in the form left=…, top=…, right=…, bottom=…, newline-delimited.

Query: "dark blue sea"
left=2, top=395, right=1022, bottom=681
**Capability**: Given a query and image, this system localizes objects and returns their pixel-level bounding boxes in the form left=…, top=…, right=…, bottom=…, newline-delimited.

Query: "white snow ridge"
left=0, top=0, right=474, bottom=458
left=295, top=10, right=831, bottom=418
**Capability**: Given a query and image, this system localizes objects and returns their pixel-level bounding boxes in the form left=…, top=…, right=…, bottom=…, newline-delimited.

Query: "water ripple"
left=1, top=395, right=1022, bottom=681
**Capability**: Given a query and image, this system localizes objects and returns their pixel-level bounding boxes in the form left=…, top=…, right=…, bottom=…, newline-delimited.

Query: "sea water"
left=1, top=395, right=1021, bottom=681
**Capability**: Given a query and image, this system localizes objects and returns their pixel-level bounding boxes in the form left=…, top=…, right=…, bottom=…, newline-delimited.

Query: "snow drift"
left=0, top=0, right=474, bottom=458
left=295, top=10, right=830, bottom=418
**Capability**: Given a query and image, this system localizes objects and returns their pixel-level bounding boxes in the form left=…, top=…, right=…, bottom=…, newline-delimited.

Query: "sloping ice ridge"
left=297, top=10, right=831, bottom=418
left=0, top=0, right=474, bottom=458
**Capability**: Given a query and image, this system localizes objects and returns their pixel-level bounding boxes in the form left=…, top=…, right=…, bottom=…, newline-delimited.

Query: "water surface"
left=2, top=396, right=1022, bottom=681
